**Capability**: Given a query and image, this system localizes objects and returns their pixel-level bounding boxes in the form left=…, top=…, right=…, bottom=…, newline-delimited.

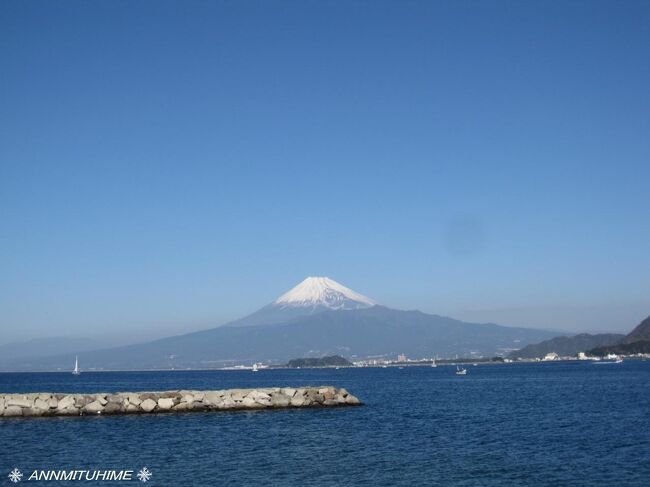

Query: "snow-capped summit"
left=224, top=276, right=377, bottom=327
left=274, top=276, right=376, bottom=310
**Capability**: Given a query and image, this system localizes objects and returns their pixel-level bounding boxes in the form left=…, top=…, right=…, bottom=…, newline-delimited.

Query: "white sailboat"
left=252, top=363, right=259, bottom=372
left=431, top=359, right=437, bottom=368
left=72, top=356, right=81, bottom=375
left=455, top=366, right=467, bottom=375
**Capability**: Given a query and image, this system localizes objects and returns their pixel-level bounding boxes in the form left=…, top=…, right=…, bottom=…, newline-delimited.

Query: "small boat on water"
left=455, top=366, right=467, bottom=376
left=431, top=360, right=437, bottom=368
left=72, top=356, right=81, bottom=375
left=594, top=355, right=623, bottom=364
left=252, top=363, right=259, bottom=372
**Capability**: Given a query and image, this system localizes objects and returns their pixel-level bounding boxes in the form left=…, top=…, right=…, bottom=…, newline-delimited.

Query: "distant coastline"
left=3, top=356, right=648, bottom=375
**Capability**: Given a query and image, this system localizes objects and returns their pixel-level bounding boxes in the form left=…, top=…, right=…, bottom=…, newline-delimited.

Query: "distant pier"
left=0, top=386, right=361, bottom=418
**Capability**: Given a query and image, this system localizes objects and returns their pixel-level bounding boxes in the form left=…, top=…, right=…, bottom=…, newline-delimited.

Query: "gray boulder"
left=83, top=401, right=104, bottom=414
left=128, top=395, right=142, bottom=406
left=7, top=396, right=33, bottom=408
left=271, top=394, right=291, bottom=407
left=157, top=398, right=174, bottom=410
left=140, top=399, right=157, bottom=412
left=203, top=392, right=223, bottom=406
left=34, top=398, right=50, bottom=411
left=3, top=406, right=23, bottom=417
left=104, top=403, right=123, bottom=414
left=57, top=395, right=75, bottom=410
left=290, top=395, right=305, bottom=407
left=345, top=395, right=361, bottom=405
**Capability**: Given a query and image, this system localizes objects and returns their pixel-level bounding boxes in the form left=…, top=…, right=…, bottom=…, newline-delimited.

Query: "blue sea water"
left=1, top=361, right=649, bottom=486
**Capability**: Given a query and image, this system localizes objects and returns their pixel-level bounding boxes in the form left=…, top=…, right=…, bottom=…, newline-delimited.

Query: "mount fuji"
left=275, top=276, right=375, bottom=310
left=1, top=277, right=562, bottom=371
left=225, top=277, right=376, bottom=327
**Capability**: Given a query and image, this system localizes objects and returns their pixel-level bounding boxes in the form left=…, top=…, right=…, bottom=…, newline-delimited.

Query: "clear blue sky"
left=2, top=1, right=649, bottom=344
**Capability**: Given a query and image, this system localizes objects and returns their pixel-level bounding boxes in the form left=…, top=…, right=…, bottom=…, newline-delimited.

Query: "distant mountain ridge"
left=621, top=315, right=650, bottom=343
left=509, top=314, right=650, bottom=359
left=1, top=304, right=559, bottom=371
left=508, top=333, right=624, bottom=359
left=589, top=315, right=650, bottom=356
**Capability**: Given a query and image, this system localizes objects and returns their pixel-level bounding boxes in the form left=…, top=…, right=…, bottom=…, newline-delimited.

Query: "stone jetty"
left=0, top=386, right=361, bottom=418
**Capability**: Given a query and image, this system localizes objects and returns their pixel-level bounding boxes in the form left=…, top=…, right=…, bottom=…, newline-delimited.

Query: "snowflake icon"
left=8, top=468, right=23, bottom=483
left=137, top=467, right=152, bottom=483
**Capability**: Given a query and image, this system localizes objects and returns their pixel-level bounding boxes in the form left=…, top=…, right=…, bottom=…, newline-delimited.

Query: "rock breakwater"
left=0, top=386, right=361, bottom=418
